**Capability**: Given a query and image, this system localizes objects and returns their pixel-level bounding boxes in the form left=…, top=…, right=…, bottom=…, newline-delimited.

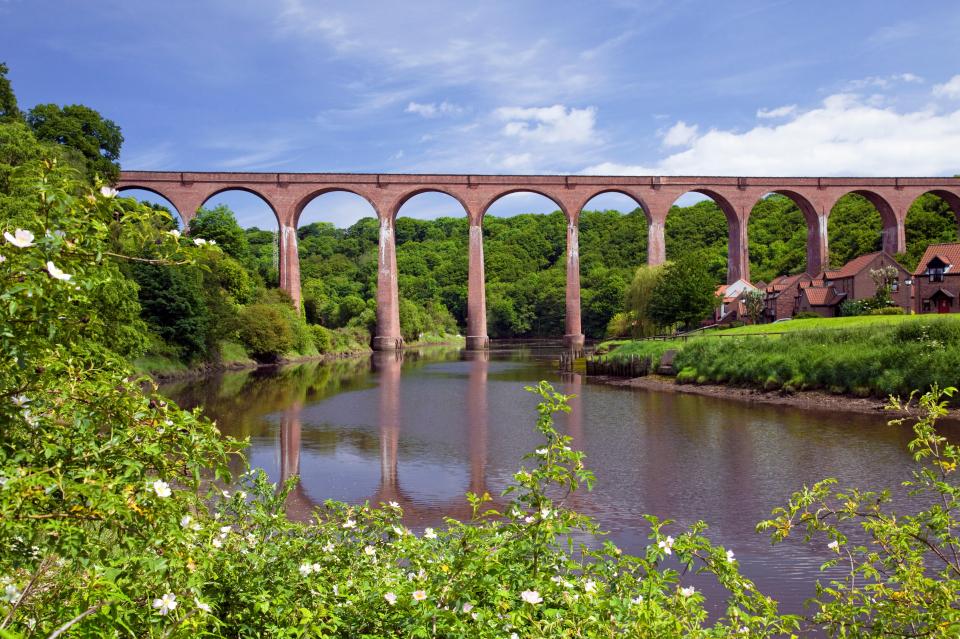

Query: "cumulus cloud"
left=495, top=105, right=597, bottom=144
left=661, top=121, right=698, bottom=147
left=405, top=101, right=464, bottom=118
left=756, top=105, right=797, bottom=119
left=933, top=75, right=960, bottom=99
left=585, top=90, right=960, bottom=176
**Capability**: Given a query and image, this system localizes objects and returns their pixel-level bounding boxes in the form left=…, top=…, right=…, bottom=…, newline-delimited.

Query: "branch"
left=46, top=600, right=110, bottom=639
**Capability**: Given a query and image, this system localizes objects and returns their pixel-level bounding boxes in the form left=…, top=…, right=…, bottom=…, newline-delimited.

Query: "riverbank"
left=136, top=335, right=466, bottom=382
left=601, top=315, right=960, bottom=399
left=600, top=373, right=917, bottom=417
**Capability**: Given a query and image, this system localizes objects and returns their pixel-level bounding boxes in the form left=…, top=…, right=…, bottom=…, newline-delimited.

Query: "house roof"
left=823, top=252, right=882, bottom=279
left=914, top=243, right=960, bottom=276
left=765, top=273, right=809, bottom=294
left=924, top=287, right=956, bottom=300
left=802, top=285, right=846, bottom=306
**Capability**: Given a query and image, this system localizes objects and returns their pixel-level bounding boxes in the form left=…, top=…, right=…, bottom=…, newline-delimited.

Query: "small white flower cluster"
left=423, top=527, right=437, bottom=539
left=2, top=580, right=22, bottom=604
left=3, top=229, right=73, bottom=281
left=299, top=562, right=323, bottom=577
left=193, top=238, right=216, bottom=246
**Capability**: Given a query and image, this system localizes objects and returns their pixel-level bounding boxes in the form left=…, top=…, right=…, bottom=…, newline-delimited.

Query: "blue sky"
left=3, top=0, right=960, bottom=227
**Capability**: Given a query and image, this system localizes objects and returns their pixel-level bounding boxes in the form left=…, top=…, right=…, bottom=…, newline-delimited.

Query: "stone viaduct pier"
left=116, top=171, right=960, bottom=350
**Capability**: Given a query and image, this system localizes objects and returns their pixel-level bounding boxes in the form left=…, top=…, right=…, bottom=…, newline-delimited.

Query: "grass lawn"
left=712, top=314, right=924, bottom=335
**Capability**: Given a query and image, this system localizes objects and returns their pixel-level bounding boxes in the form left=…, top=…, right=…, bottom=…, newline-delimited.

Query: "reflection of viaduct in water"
left=278, top=350, right=584, bottom=523
left=116, top=171, right=960, bottom=351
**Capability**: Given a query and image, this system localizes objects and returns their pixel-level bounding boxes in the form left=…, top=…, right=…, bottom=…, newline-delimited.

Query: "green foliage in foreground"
left=3, top=143, right=960, bottom=637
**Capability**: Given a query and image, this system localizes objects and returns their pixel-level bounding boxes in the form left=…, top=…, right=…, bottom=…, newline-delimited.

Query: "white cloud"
left=405, top=101, right=464, bottom=118
left=585, top=91, right=960, bottom=176
left=499, top=153, right=534, bottom=171
left=844, top=73, right=924, bottom=91
left=495, top=105, right=597, bottom=144
left=756, top=105, right=797, bottom=119
left=661, top=121, right=698, bottom=147
left=933, top=75, right=960, bottom=100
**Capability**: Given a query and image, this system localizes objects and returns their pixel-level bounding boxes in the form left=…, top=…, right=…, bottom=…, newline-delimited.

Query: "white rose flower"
left=152, top=480, right=171, bottom=498
left=726, top=549, right=736, bottom=563
left=657, top=535, right=674, bottom=555
left=679, top=586, right=696, bottom=598
left=152, top=592, right=177, bottom=615
left=167, top=229, right=181, bottom=239
left=4, top=229, right=35, bottom=248
left=195, top=598, right=212, bottom=613
left=193, top=238, right=207, bottom=246
left=423, top=527, right=437, bottom=539
left=46, top=261, right=72, bottom=281
left=412, top=590, right=427, bottom=602
left=342, top=518, right=356, bottom=529
left=828, top=540, right=840, bottom=552
left=520, top=590, right=542, bottom=604
left=384, top=592, right=397, bottom=605
left=100, top=186, right=119, bottom=198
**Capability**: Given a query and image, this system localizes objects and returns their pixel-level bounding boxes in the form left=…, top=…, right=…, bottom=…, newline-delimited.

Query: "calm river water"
left=160, top=343, right=955, bottom=619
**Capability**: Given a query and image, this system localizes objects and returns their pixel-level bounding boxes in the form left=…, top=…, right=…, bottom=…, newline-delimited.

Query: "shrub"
left=869, top=306, right=905, bottom=315
left=238, top=303, right=294, bottom=360
left=793, top=311, right=821, bottom=319
left=310, top=323, right=333, bottom=354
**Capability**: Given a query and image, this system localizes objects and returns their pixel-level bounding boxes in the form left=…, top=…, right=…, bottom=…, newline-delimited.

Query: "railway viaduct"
left=116, top=171, right=960, bottom=350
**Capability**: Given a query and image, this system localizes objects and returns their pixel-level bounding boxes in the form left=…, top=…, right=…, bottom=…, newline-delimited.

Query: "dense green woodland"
left=1, top=62, right=957, bottom=369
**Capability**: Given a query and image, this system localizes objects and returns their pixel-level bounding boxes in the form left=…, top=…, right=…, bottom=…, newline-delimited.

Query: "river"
left=160, top=343, right=953, bottom=620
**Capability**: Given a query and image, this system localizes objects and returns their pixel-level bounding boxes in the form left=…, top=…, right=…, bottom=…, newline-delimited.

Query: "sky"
left=3, top=0, right=960, bottom=228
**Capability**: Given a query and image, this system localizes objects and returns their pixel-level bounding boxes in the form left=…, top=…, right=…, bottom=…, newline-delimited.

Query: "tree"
left=743, top=289, right=766, bottom=324
left=870, top=265, right=899, bottom=307
left=623, top=264, right=664, bottom=337
left=189, top=204, right=251, bottom=261
left=648, top=253, right=719, bottom=331
left=0, top=62, right=21, bottom=123
left=26, top=103, right=123, bottom=182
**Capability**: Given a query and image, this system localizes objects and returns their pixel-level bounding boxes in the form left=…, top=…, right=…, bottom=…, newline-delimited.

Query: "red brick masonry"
left=116, top=172, right=960, bottom=349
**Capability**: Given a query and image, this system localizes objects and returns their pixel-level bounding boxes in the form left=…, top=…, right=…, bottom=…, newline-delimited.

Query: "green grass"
left=606, top=316, right=960, bottom=397
left=712, top=314, right=920, bottom=335
left=131, top=353, right=188, bottom=376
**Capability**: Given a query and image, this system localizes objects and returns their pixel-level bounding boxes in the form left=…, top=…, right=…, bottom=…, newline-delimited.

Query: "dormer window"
left=926, top=257, right=949, bottom=283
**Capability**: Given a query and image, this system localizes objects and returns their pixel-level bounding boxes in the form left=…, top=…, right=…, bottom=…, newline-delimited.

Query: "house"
left=763, top=273, right=811, bottom=321
left=795, top=252, right=912, bottom=317
left=714, top=279, right=758, bottom=323
left=913, top=243, right=960, bottom=314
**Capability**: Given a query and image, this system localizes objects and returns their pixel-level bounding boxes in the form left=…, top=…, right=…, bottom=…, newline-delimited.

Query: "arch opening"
left=664, top=190, right=735, bottom=285
left=196, top=189, right=281, bottom=288
left=394, top=191, right=470, bottom=342
left=747, top=191, right=812, bottom=283
left=577, top=191, right=649, bottom=339
left=296, top=191, right=380, bottom=334
left=117, top=187, right=183, bottom=228
left=903, top=190, right=960, bottom=271
left=827, top=191, right=893, bottom=269
left=482, top=191, right=568, bottom=339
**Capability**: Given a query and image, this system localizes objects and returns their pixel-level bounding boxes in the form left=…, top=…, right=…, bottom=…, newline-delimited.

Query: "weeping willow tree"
left=607, top=264, right=664, bottom=338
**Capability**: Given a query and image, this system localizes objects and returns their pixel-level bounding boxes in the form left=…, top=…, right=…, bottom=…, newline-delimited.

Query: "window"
left=929, top=267, right=945, bottom=283
left=923, top=300, right=932, bottom=312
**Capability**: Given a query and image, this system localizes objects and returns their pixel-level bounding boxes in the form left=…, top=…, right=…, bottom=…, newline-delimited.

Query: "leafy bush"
left=238, top=303, right=294, bottom=360
left=793, top=311, right=821, bottom=320
left=310, top=323, right=333, bottom=354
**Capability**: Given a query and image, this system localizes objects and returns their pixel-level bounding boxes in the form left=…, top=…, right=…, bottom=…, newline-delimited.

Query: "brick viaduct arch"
left=117, top=172, right=960, bottom=350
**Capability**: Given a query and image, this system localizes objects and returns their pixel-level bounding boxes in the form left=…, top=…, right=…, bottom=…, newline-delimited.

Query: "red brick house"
left=763, top=273, right=811, bottom=321
left=913, top=243, right=960, bottom=314
left=795, top=252, right=912, bottom=317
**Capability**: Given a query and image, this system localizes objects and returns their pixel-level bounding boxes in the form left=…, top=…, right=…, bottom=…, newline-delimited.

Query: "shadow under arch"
left=117, top=186, right=186, bottom=227
left=293, top=188, right=382, bottom=228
